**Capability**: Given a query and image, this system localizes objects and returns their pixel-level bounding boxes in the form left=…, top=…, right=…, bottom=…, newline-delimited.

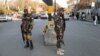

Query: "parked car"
left=64, top=13, right=70, bottom=20
left=40, top=12, right=48, bottom=19
left=0, top=15, right=12, bottom=22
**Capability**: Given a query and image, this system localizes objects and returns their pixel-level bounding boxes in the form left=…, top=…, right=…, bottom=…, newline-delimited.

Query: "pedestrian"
left=54, top=8, right=66, bottom=55
left=91, top=8, right=98, bottom=26
left=76, top=12, right=79, bottom=20
left=94, top=15, right=98, bottom=25
left=97, top=8, right=100, bottom=24
left=21, top=7, right=34, bottom=50
left=91, top=12, right=95, bottom=21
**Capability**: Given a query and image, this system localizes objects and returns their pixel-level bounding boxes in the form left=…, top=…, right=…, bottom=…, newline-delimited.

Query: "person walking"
left=91, top=8, right=98, bottom=26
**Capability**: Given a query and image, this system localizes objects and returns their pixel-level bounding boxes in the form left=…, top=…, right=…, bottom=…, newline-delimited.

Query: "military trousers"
left=55, top=29, right=64, bottom=49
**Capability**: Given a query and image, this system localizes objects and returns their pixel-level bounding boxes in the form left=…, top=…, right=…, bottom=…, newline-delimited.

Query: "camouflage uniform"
left=54, top=8, right=65, bottom=49
left=21, top=9, right=34, bottom=50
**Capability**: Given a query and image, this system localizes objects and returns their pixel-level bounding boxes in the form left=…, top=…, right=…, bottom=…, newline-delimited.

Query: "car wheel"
left=4, top=20, right=7, bottom=22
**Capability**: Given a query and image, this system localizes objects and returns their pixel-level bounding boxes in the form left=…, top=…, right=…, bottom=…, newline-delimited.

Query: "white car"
left=0, top=15, right=12, bottom=22
left=40, top=12, right=48, bottom=19
left=64, top=13, right=70, bottom=20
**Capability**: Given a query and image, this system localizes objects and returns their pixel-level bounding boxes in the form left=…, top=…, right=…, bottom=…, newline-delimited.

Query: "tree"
left=78, top=0, right=96, bottom=9
left=66, top=0, right=76, bottom=13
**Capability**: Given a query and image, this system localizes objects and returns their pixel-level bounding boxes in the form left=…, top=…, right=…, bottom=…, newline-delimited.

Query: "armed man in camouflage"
left=21, top=7, right=34, bottom=50
left=54, top=8, right=66, bottom=55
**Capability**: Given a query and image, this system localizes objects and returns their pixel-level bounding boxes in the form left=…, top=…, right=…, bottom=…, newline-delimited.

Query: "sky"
left=0, top=0, right=68, bottom=8
left=33, top=0, right=68, bottom=8
left=54, top=0, right=68, bottom=7
left=33, top=0, right=68, bottom=7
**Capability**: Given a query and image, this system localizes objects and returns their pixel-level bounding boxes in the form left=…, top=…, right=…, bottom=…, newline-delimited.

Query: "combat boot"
left=24, top=40, right=29, bottom=48
left=29, top=40, right=34, bottom=50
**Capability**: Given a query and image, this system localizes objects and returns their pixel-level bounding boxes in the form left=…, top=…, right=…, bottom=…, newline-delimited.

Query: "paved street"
left=0, top=19, right=100, bottom=56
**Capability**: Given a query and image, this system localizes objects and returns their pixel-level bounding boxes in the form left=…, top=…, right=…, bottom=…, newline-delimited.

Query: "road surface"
left=0, top=19, right=100, bottom=56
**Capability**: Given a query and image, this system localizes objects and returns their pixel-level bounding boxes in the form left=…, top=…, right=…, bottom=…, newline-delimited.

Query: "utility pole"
left=54, top=0, right=56, bottom=15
